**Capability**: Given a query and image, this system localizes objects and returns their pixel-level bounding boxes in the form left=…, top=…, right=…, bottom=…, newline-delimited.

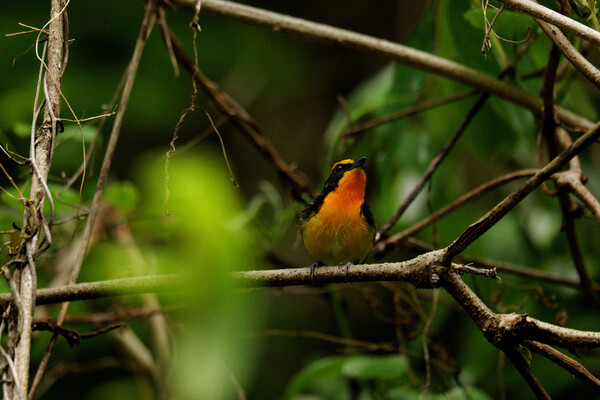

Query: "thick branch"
left=171, top=0, right=594, bottom=131
left=0, top=266, right=598, bottom=355
left=237, top=250, right=447, bottom=288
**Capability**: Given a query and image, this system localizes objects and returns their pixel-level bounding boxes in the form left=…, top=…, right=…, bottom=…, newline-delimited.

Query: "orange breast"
left=301, top=169, right=374, bottom=265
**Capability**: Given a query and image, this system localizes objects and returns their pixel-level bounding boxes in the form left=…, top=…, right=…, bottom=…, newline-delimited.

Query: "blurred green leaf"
left=12, top=121, right=30, bottom=138
left=388, top=385, right=492, bottom=400
left=283, top=356, right=349, bottom=400
left=138, top=152, right=261, bottom=400
left=341, top=354, right=406, bottom=380
left=104, top=181, right=140, bottom=215
left=84, top=379, right=142, bottom=400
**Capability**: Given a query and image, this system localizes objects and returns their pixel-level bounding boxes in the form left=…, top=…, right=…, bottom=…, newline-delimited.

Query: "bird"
left=299, top=157, right=376, bottom=280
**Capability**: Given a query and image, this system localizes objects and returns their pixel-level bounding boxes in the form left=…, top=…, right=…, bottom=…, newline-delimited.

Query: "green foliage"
left=284, top=354, right=408, bottom=400
left=388, top=385, right=492, bottom=400
left=340, top=354, right=406, bottom=380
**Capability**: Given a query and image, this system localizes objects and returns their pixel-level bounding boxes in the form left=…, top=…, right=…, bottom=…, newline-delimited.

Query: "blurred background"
left=1, top=0, right=600, bottom=399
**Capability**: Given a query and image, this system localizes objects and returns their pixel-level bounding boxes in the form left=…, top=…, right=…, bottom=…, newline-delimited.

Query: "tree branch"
left=6, top=1, right=67, bottom=399
left=374, top=169, right=538, bottom=255
left=170, top=0, right=594, bottom=131
left=162, top=24, right=316, bottom=200
left=499, top=0, right=600, bottom=47
left=0, top=275, right=185, bottom=307
left=28, top=1, right=158, bottom=398
left=523, top=339, right=600, bottom=393
left=447, top=118, right=600, bottom=257
left=537, top=20, right=600, bottom=90
left=502, top=346, right=551, bottom=400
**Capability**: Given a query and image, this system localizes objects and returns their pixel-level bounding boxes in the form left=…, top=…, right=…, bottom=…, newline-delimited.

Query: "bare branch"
left=237, top=250, right=447, bottom=287
left=499, top=0, right=600, bottom=47
left=163, top=25, right=316, bottom=200
left=28, top=1, right=159, bottom=397
left=523, top=340, right=600, bottom=393
left=502, top=346, right=551, bottom=400
left=342, top=89, right=477, bottom=140
left=374, top=169, right=538, bottom=255
left=171, top=0, right=595, bottom=130
left=537, top=20, right=600, bottom=90
left=0, top=275, right=185, bottom=307
left=447, top=118, right=600, bottom=257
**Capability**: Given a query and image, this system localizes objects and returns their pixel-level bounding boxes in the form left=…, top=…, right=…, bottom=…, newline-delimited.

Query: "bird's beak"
left=353, top=157, right=367, bottom=169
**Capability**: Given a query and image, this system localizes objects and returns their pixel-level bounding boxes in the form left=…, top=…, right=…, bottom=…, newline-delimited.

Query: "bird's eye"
left=334, top=164, right=345, bottom=172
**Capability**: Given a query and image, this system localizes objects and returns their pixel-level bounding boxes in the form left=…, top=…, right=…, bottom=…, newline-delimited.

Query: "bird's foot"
left=309, top=262, right=318, bottom=281
left=339, top=262, right=353, bottom=282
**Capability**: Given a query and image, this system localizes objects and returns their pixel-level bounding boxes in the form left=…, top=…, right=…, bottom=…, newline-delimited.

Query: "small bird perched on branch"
left=299, top=157, right=376, bottom=279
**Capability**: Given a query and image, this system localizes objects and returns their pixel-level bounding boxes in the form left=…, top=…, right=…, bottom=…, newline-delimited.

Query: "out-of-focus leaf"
left=104, top=181, right=140, bottom=215
left=71, top=151, right=266, bottom=400
left=341, top=354, right=406, bottom=380
left=11, top=121, right=30, bottom=138
left=388, top=385, right=492, bottom=400
left=324, top=63, right=397, bottom=156
left=228, top=180, right=296, bottom=245
left=84, top=379, right=142, bottom=400
left=283, top=356, right=349, bottom=400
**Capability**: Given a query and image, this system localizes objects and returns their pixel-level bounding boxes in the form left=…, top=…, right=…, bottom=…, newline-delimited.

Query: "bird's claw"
left=341, top=262, right=353, bottom=282
left=310, top=263, right=317, bottom=281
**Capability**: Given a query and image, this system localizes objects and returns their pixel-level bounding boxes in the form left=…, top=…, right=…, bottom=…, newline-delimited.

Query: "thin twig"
left=374, top=169, right=538, bottom=255
left=502, top=346, right=551, bottom=400
left=342, top=89, right=477, bottom=140
left=164, top=25, right=315, bottom=199
left=482, top=2, right=506, bottom=53
left=523, top=340, right=600, bottom=393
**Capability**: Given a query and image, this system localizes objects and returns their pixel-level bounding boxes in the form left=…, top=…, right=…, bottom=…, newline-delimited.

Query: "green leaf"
left=388, top=385, right=492, bottom=400
left=341, top=354, right=406, bottom=380
left=104, top=181, right=140, bottom=214
left=283, top=356, right=349, bottom=400
left=12, top=121, right=30, bottom=138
